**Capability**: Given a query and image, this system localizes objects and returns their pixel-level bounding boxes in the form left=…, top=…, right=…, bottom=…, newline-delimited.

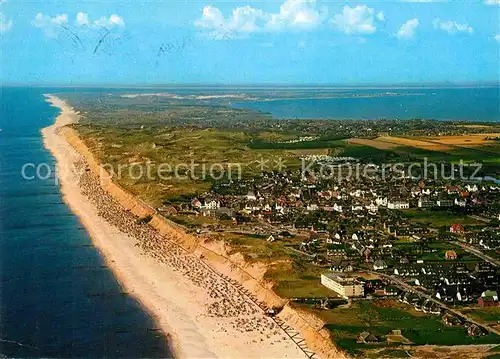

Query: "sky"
left=0, top=0, right=499, bottom=85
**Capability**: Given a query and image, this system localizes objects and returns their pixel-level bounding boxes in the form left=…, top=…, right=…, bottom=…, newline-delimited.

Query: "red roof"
left=450, top=223, right=465, bottom=233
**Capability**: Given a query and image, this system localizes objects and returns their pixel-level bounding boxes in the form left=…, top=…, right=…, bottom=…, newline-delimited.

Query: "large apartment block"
left=321, top=273, right=365, bottom=299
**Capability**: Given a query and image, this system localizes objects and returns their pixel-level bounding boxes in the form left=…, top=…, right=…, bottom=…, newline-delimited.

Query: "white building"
left=321, top=273, right=364, bottom=299
left=375, top=197, right=388, bottom=207
left=366, top=202, right=378, bottom=213
left=204, top=200, right=220, bottom=210
left=307, top=204, right=319, bottom=211
left=388, top=200, right=410, bottom=210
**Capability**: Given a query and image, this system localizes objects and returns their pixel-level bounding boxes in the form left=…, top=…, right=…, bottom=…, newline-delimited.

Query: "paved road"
left=454, top=242, right=500, bottom=267
left=372, top=271, right=500, bottom=336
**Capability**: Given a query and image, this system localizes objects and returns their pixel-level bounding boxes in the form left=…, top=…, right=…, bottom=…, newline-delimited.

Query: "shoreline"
left=41, top=95, right=191, bottom=358
left=41, top=95, right=313, bottom=359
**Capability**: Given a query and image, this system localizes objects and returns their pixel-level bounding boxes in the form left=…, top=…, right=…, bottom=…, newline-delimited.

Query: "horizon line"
left=1, top=80, right=500, bottom=89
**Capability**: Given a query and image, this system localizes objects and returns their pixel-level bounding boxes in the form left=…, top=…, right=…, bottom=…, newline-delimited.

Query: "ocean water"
left=0, top=87, right=172, bottom=358
left=232, top=87, right=500, bottom=122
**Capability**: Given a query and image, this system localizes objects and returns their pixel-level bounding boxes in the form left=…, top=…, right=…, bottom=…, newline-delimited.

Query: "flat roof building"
left=321, top=273, right=365, bottom=299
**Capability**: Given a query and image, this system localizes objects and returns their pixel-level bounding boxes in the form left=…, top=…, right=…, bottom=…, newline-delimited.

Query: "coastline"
left=41, top=95, right=314, bottom=359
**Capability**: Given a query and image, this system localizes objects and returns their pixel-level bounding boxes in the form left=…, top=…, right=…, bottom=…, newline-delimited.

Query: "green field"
left=462, top=307, right=500, bottom=324
left=264, top=260, right=337, bottom=298
left=318, top=300, right=500, bottom=355
left=393, top=241, right=480, bottom=262
left=401, top=209, right=484, bottom=228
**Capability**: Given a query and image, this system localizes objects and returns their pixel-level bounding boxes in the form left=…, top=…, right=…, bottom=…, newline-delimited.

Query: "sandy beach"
left=42, top=95, right=310, bottom=359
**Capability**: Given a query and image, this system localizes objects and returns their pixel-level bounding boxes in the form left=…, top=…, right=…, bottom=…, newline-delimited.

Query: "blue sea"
left=232, top=86, right=500, bottom=122
left=0, top=87, right=172, bottom=358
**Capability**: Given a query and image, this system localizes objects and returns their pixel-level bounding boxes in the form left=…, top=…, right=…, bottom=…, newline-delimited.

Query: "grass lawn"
left=392, top=241, right=480, bottom=263
left=401, top=209, right=484, bottom=228
left=462, top=307, right=500, bottom=324
left=264, top=260, right=336, bottom=298
left=490, top=345, right=500, bottom=352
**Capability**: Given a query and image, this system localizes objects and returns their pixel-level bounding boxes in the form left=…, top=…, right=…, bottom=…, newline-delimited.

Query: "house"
left=307, top=204, right=319, bottom=211
left=366, top=202, right=378, bottom=213
left=357, top=331, right=378, bottom=344
left=394, top=265, right=421, bottom=277
left=399, top=257, right=409, bottom=264
left=383, top=286, right=400, bottom=296
left=373, top=259, right=388, bottom=271
left=466, top=184, right=478, bottom=192
left=388, top=200, right=410, bottom=210
left=454, top=198, right=467, bottom=207
left=450, top=223, right=465, bottom=234
left=375, top=197, right=388, bottom=207
left=418, top=198, right=435, bottom=208
left=436, top=285, right=470, bottom=302
left=467, top=324, right=485, bottom=337
left=158, top=205, right=178, bottom=216
left=445, top=250, right=458, bottom=260
left=191, top=198, right=202, bottom=209
left=351, top=204, right=364, bottom=212
left=204, top=199, right=221, bottom=210
left=422, top=300, right=441, bottom=315
left=478, top=290, right=499, bottom=307
left=216, top=207, right=234, bottom=219
left=267, top=235, right=276, bottom=242
left=246, top=190, right=257, bottom=200
left=442, top=313, right=462, bottom=326
left=437, top=199, right=453, bottom=207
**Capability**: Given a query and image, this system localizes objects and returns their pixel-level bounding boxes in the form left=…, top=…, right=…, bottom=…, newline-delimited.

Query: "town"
left=161, top=159, right=500, bottom=353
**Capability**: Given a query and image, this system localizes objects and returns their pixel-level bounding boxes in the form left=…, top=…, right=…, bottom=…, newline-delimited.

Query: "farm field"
left=376, top=136, right=453, bottom=152
left=348, top=138, right=399, bottom=150
left=348, top=135, right=500, bottom=165
left=423, top=133, right=500, bottom=146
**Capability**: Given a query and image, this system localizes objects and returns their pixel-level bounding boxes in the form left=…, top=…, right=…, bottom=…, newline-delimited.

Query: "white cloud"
left=31, top=13, right=69, bottom=36
left=33, top=12, right=125, bottom=38
left=376, top=11, right=385, bottom=22
left=331, top=5, right=382, bottom=35
left=396, top=18, right=419, bottom=39
left=485, top=0, right=500, bottom=5
left=494, top=34, right=500, bottom=41
left=433, top=18, right=473, bottom=34
left=195, top=5, right=266, bottom=38
left=31, top=13, right=68, bottom=28
left=266, top=0, right=326, bottom=30
left=195, top=0, right=325, bottom=39
left=93, top=14, right=125, bottom=29
left=76, top=12, right=89, bottom=26
left=229, top=6, right=266, bottom=33
left=0, top=11, right=12, bottom=33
